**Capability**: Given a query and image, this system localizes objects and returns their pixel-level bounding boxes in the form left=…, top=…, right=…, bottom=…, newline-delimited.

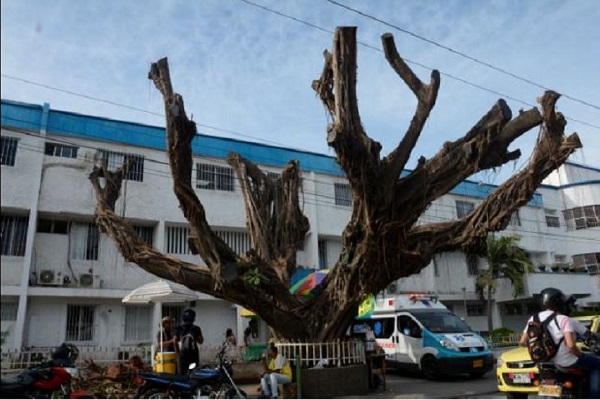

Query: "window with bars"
left=318, top=239, right=328, bottom=269
left=44, top=143, right=78, bottom=159
left=466, top=253, right=479, bottom=276
left=466, top=304, right=484, bottom=316
left=214, top=230, right=250, bottom=255
left=100, top=150, right=144, bottom=182
left=563, top=205, right=600, bottom=230
left=124, top=305, right=152, bottom=342
left=196, top=163, right=234, bottom=192
left=165, top=226, right=189, bottom=254
left=1, top=137, right=18, bottom=166
left=1, top=215, right=29, bottom=256
left=266, top=171, right=281, bottom=181
left=508, top=210, right=521, bottom=226
left=455, top=200, right=475, bottom=219
left=166, top=226, right=251, bottom=255
left=1, top=302, right=18, bottom=321
left=70, top=222, right=100, bottom=260
left=66, top=305, right=95, bottom=342
left=572, top=252, right=600, bottom=275
left=334, top=183, right=352, bottom=207
left=133, top=225, right=154, bottom=247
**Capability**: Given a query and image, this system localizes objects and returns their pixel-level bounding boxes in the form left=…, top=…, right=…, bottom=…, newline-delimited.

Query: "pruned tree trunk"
left=89, top=27, right=581, bottom=340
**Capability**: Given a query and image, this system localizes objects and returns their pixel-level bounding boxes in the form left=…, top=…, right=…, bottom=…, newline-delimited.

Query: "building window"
left=334, top=183, right=352, bottom=207
left=214, top=230, right=251, bottom=255
left=318, top=239, right=328, bottom=269
left=1, top=136, right=18, bottom=166
left=466, top=253, right=479, bottom=276
left=572, top=252, right=600, bottom=275
left=196, top=163, right=234, bottom=192
left=1, top=215, right=29, bottom=256
left=70, top=222, right=100, bottom=260
left=563, top=205, right=600, bottom=230
left=45, top=143, right=78, bottom=159
left=266, top=171, right=281, bottom=181
left=1, top=302, right=18, bottom=321
left=37, top=219, right=69, bottom=234
left=133, top=225, right=154, bottom=247
left=504, top=304, right=523, bottom=315
left=100, top=150, right=144, bottom=182
left=66, top=305, right=95, bottom=342
left=456, top=200, right=475, bottom=219
left=509, top=210, right=521, bottom=226
left=124, top=305, right=152, bottom=343
left=466, top=304, right=484, bottom=316
left=545, top=209, right=561, bottom=228
left=165, top=226, right=189, bottom=254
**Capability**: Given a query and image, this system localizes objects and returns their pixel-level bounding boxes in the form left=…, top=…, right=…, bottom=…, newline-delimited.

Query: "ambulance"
left=351, top=293, right=494, bottom=379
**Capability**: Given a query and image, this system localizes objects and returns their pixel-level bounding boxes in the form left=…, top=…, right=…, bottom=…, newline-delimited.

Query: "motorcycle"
left=538, top=335, right=600, bottom=399
left=0, top=343, right=94, bottom=399
left=135, top=342, right=247, bottom=399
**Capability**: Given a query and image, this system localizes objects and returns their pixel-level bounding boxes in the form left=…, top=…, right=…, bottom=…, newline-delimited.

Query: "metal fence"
left=485, top=334, right=521, bottom=348
left=276, top=339, right=365, bottom=368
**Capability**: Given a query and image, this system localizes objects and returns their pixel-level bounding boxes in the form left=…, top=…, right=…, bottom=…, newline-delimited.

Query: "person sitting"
left=260, top=345, right=292, bottom=399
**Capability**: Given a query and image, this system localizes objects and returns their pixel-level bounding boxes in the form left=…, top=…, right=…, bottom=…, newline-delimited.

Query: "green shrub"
left=491, top=327, right=514, bottom=337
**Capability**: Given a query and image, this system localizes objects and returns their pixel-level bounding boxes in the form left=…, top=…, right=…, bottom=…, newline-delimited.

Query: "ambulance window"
left=398, top=316, right=421, bottom=338
left=364, top=318, right=394, bottom=338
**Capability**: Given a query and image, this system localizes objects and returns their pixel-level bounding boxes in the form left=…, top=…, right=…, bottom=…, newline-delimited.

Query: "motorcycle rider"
left=519, top=287, right=600, bottom=398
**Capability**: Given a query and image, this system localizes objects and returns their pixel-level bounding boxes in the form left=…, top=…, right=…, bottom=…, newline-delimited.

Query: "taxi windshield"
left=412, top=310, right=471, bottom=333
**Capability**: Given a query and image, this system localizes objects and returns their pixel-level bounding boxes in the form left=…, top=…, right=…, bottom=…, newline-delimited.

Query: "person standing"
left=260, top=345, right=292, bottom=399
left=174, top=309, right=204, bottom=374
left=157, top=316, right=176, bottom=352
left=226, top=328, right=237, bottom=346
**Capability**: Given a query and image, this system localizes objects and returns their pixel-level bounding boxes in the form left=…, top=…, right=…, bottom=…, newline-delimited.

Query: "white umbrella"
left=122, top=279, right=200, bottom=304
left=122, top=279, right=200, bottom=367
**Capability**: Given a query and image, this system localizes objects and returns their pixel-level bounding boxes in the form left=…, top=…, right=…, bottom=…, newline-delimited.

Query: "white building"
left=1, top=99, right=598, bottom=351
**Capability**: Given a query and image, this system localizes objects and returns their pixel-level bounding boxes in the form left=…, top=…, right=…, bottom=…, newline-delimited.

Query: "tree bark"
left=90, top=27, right=581, bottom=340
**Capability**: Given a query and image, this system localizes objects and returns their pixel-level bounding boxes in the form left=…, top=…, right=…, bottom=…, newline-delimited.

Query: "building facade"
left=1, top=99, right=598, bottom=351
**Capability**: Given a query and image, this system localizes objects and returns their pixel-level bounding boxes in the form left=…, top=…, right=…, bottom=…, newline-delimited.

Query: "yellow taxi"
left=496, top=315, right=599, bottom=399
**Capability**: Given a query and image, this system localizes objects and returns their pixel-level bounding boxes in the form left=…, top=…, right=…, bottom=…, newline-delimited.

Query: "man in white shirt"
left=519, top=288, right=600, bottom=398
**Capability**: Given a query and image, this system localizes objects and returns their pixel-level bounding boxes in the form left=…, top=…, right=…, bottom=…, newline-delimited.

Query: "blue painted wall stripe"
left=2, top=99, right=547, bottom=207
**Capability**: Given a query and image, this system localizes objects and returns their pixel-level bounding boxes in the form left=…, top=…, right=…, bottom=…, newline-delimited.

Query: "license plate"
left=539, top=384, right=562, bottom=397
left=473, top=359, right=483, bottom=368
left=512, top=373, right=531, bottom=384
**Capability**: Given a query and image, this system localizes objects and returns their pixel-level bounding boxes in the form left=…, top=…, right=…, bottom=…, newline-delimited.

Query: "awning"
left=240, top=307, right=257, bottom=317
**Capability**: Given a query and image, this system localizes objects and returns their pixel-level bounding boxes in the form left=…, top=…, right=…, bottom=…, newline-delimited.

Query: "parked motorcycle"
left=0, top=343, right=94, bottom=399
left=538, top=336, right=600, bottom=399
left=135, top=343, right=246, bottom=399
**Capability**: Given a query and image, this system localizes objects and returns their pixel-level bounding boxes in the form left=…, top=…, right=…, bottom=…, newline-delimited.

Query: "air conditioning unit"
left=38, top=270, right=61, bottom=286
left=79, top=273, right=94, bottom=287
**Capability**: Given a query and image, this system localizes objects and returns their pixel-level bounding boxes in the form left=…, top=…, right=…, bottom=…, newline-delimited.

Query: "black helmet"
left=540, top=287, right=566, bottom=311
left=51, top=342, right=79, bottom=364
left=182, top=308, right=196, bottom=324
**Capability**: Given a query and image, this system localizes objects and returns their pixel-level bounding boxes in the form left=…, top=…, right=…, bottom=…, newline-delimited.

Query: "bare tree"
left=89, top=27, right=581, bottom=340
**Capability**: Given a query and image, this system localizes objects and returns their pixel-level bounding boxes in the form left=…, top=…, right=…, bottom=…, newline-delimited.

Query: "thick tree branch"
left=407, top=91, right=581, bottom=253
left=311, top=27, right=382, bottom=190
left=227, top=154, right=309, bottom=283
left=381, top=33, right=440, bottom=181
left=148, top=58, right=238, bottom=283
left=393, top=100, right=543, bottom=227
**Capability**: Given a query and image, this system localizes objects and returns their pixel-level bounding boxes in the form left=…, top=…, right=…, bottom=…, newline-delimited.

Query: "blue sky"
left=2, top=0, right=599, bottom=183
